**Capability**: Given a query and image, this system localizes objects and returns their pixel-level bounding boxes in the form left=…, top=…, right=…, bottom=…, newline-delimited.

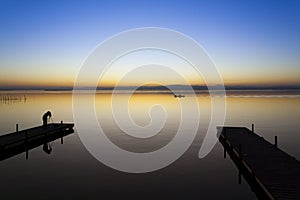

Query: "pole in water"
left=16, top=124, right=19, bottom=132
left=239, top=144, right=242, bottom=159
left=275, top=136, right=278, bottom=148
left=251, top=123, right=254, bottom=133
left=238, top=144, right=242, bottom=184
left=25, top=131, right=28, bottom=159
left=251, top=170, right=256, bottom=185
left=223, top=128, right=227, bottom=158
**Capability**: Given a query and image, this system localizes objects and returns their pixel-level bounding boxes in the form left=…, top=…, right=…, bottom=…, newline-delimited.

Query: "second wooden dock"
left=218, top=126, right=300, bottom=200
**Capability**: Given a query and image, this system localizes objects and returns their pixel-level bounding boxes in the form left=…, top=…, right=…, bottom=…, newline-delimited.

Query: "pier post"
left=60, top=121, right=64, bottom=144
left=251, top=124, right=254, bottom=133
left=238, top=144, right=242, bottom=184
left=25, top=131, right=28, bottom=160
left=275, top=136, right=278, bottom=148
left=16, top=124, right=19, bottom=132
left=251, top=170, right=256, bottom=185
left=239, top=144, right=242, bottom=159
left=223, top=128, right=227, bottom=158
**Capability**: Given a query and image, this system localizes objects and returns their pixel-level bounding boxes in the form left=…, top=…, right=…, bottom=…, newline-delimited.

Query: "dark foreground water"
left=0, top=90, right=299, bottom=199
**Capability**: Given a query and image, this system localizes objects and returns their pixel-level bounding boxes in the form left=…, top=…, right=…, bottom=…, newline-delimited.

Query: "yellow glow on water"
left=1, top=91, right=300, bottom=158
left=128, top=94, right=181, bottom=126
left=94, top=93, right=183, bottom=127
left=225, top=97, right=300, bottom=126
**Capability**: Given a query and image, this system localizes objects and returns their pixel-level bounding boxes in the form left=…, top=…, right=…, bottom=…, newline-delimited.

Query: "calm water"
left=0, top=90, right=300, bottom=199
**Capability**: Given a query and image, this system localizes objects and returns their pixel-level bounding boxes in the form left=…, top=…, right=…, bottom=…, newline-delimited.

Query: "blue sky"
left=0, top=0, right=299, bottom=87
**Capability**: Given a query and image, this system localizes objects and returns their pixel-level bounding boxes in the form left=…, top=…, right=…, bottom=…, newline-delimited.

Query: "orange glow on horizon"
left=1, top=71, right=300, bottom=88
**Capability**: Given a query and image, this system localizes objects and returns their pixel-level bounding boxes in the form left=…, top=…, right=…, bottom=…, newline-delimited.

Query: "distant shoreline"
left=1, top=85, right=300, bottom=91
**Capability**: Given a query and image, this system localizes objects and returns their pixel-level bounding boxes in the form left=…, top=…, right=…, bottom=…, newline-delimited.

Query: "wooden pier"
left=218, top=126, right=300, bottom=200
left=0, top=122, right=74, bottom=161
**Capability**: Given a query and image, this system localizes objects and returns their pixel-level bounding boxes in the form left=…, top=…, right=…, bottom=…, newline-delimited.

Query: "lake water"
left=0, top=90, right=299, bottom=199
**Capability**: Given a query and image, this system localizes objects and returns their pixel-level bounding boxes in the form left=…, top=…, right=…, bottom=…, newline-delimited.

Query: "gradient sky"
left=0, top=0, right=299, bottom=88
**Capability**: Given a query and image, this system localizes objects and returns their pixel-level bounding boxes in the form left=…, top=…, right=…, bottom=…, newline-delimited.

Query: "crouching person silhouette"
left=42, top=111, right=52, bottom=127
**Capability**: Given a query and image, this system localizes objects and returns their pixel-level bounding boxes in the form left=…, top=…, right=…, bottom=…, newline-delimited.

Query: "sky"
left=0, top=0, right=299, bottom=88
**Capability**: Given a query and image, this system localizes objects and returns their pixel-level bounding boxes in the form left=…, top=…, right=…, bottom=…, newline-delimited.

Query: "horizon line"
left=1, top=84, right=300, bottom=91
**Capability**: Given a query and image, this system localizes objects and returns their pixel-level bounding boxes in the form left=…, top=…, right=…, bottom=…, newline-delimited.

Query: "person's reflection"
left=43, top=143, right=52, bottom=154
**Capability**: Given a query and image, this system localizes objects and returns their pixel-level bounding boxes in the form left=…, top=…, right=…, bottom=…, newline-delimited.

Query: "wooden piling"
left=238, top=144, right=242, bottom=184
left=25, top=131, right=28, bottom=160
left=223, top=128, right=227, bottom=158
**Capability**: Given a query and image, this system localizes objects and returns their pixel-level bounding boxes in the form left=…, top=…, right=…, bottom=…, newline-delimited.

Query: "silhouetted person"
left=42, top=111, right=52, bottom=127
left=43, top=143, right=52, bottom=154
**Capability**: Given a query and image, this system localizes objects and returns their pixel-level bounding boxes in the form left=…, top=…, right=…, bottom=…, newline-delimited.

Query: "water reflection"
left=42, top=143, right=52, bottom=154
left=0, top=90, right=299, bottom=199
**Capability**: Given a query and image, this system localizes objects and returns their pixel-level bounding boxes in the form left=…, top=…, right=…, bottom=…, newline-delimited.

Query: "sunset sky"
left=0, top=0, right=299, bottom=88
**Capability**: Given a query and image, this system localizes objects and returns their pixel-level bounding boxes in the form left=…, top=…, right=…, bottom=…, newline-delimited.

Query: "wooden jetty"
left=0, top=122, right=74, bottom=161
left=218, top=126, right=300, bottom=200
